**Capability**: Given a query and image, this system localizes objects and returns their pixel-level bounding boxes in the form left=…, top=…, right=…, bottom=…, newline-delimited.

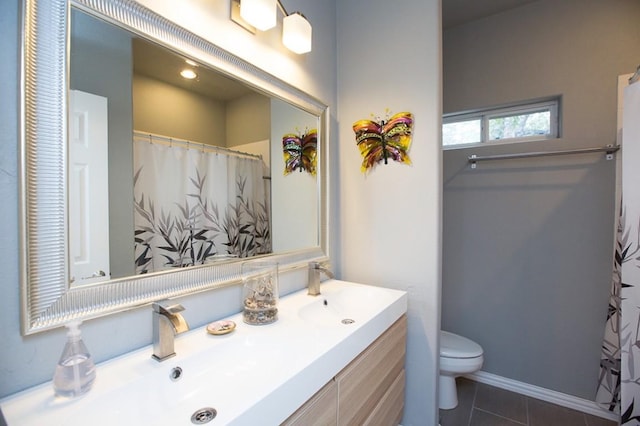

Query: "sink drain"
left=341, top=318, right=355, bottom=325
left=170, top=366, right=182, bottom=381
left=191, top=407, right=217, bottom=424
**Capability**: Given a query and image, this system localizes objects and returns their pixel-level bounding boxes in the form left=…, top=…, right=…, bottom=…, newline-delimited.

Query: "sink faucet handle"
left=310, top=261, right=335, bottom=278
left=152, top=299, right=185, bottom=315
left=308, top=261, right=333, bottom=296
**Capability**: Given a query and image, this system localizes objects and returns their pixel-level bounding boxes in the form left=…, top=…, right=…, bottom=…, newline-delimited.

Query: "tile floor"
left=439, top=378, right=618, bottom=426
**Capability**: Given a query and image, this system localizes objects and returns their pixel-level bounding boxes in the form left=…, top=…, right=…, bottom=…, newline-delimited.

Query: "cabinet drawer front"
left=338, top=316, right=407, bottom=426
left=364, top=369, right=405, bottom=426
left=282, top=379, right=338, bottom=426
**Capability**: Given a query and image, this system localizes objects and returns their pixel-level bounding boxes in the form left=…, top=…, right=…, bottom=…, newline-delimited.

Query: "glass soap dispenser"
left=53, top=321, right=96, bottom=397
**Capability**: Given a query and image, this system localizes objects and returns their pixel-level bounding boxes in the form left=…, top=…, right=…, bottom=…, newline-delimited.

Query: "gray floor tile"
left=470, top=409, right=526, bottom=426
left=441, top=379, right=621, bottom=426
left=527, top=397, right=587, bottom=426
left=440, top=378, right=477, bottom=426
left=474, top=383, right=527, bottom=424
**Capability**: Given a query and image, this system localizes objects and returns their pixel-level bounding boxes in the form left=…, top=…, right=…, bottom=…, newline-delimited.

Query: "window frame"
left=443, top=98, right=560, bottom=150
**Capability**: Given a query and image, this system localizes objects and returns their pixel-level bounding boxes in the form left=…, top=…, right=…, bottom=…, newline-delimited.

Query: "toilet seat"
left=440, top=331, right=483, bottom=359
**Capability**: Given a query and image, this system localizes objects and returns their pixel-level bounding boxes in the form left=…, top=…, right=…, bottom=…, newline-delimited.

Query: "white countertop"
left=1, top=280, right=407, bottom=425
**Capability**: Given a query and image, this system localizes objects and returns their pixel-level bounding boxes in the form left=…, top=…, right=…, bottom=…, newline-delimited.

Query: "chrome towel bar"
left=468, top=144, right=620, bottom=169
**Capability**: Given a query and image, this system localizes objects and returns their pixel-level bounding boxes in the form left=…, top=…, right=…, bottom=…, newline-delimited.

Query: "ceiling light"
left=180, top=69, right=197, bottom=80
left=282, top=12, right=311, bottom=54
left=185, top=59, right=198, bottom=67
left=240, top=0, right=277, bottom=31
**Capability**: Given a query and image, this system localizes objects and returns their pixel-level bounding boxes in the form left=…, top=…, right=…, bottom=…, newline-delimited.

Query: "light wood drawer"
left=337, top=316, right=407, bottom=426
left=282, top=379, right=338, bottom=426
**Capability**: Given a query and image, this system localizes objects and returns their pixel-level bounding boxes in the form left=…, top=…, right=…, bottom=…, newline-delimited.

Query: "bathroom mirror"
left=20, top=0, right=329, bottom=334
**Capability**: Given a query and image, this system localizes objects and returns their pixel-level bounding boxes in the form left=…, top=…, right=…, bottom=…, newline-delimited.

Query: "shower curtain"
left=133, top=135, right=271, bottom=274
left=597, top=79, right=640, bottom=423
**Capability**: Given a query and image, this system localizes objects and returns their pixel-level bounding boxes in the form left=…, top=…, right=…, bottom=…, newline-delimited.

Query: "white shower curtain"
left=133, top=135, right=271, bottom=274
left=597, top=78, right=640, bottom=423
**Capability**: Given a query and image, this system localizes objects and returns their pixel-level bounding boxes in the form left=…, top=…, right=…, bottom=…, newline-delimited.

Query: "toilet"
left=439, top=331, right=484, bottom=410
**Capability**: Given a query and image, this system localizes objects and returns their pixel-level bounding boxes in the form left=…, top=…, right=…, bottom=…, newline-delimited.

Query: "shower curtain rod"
left=133, top=130, right=263, bottom=161
left=468, top=144, right=620, bottom=169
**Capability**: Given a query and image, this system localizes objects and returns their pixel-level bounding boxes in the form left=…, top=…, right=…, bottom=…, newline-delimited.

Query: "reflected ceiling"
left=133, top=39, right=253, bottom=101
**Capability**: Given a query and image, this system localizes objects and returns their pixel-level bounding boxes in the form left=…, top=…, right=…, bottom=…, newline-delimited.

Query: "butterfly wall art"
left=282, top=129, right=318, bottom=176
left=353, top=111, right=414, bottom=173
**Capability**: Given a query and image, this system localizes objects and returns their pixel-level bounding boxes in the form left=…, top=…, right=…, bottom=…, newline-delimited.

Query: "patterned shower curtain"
left=133, top=135, right=271, bottom=274
left=597, top=79, right=640, bottom=423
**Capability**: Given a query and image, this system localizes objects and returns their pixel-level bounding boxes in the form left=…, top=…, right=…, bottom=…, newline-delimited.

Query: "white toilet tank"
left=440, top=331, right=483, bottom=359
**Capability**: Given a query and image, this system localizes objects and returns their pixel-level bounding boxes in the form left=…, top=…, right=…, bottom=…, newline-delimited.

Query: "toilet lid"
left=440, top=331, right=483, bottom=358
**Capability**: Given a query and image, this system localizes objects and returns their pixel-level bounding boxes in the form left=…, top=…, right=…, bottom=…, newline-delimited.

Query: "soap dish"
left=206, top=320, right=236, bottom=335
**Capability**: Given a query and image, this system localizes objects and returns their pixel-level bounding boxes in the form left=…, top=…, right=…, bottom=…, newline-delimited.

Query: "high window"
left=443, top=98, right=560, bottom=148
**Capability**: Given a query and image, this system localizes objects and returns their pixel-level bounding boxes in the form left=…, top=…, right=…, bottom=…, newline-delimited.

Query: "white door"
left=69, top=90, right=110, bottom=285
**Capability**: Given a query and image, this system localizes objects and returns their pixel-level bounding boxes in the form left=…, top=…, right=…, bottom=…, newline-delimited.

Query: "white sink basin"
left=298, top=281, right=398, bottom=326
left=1, top=280, right=406, bottom=425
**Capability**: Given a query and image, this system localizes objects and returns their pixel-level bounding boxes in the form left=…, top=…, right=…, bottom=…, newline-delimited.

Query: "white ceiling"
left=442, top=0, right=540, bottom=29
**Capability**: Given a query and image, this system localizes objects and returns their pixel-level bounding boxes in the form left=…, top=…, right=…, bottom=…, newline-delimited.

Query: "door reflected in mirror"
left=69, top=8, right=320, bottom=286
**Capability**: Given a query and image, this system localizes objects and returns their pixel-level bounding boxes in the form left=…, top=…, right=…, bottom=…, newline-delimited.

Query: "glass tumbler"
left=241, top=262, right=279, bottom=325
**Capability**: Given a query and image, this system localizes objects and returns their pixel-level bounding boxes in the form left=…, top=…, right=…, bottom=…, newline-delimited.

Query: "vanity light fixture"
left=239, top=0, right=277, bottom=31
left=180, top=69, right=198, bottom=80
left=282, top=11, right=312, bottom=54
left=235, top=0, right=312, bottom=54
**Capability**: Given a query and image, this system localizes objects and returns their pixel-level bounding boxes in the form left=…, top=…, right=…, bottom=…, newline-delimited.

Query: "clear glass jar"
left=241, top=262, right=279, bottom=325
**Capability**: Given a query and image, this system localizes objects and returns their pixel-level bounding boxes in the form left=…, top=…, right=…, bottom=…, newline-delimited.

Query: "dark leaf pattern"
left=133, top=144, right=271, bottom=274
left=597, top=204, right=640, bottom=421
left=597, top=82, right=640, bottom=423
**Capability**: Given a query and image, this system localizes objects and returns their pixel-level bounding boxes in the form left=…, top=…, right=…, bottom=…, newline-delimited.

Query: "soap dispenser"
left=53, top=321, right=96, bottom=397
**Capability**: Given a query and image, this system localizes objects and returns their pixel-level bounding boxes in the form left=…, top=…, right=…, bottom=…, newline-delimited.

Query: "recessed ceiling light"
left=185, top=59, right=197, bottom=67
left=180, top=69, right=197, bottom=80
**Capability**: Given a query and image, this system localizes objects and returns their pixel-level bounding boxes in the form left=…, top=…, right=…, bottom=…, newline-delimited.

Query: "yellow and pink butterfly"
left=282, top=129, right=317, bottom=176
left=353, top=111, right=413, bottom=173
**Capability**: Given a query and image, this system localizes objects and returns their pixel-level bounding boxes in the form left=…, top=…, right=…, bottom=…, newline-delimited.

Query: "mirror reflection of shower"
left=69, top=7, right=320, bottom=284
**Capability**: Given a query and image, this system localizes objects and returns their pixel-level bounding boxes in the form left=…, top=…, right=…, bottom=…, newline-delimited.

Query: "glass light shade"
left=282, top=13, right=312, bottom=54
left=240, top=0, right=277, bottom=31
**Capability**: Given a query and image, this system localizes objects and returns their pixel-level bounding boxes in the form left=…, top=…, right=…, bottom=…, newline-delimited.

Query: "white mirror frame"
left=20, top=0, right=329, bottom=335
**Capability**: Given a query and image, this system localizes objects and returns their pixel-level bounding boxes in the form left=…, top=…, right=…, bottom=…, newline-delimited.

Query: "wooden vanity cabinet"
left=282, top=315, right=407, bottom=426
left=281, top=379, right=338, bottom=426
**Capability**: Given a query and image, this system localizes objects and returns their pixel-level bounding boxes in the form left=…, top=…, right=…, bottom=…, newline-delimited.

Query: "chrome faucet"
left=152, top=299, right=189, bottom=361
left=308, top=261, right=335, bottom=296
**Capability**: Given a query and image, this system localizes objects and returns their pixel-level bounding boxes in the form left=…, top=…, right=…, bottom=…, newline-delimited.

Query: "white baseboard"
left=465, top=371, right=618, bottom=422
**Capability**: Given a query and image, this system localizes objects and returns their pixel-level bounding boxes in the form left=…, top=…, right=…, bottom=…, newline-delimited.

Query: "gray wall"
left=226, top=92, right=270, bottom=147
left=270, top=98, right=319, bottom=253
left=132, top=74, right=227, bottom=147
left=442, top=0, right=640, bottom=399
left=70, top=9, right=135, bottom=278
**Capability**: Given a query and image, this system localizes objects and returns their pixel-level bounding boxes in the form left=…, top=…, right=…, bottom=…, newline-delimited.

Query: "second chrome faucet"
left=152, top=299, right=189, bottom=361
left=308, top=261, right=334, bottom=296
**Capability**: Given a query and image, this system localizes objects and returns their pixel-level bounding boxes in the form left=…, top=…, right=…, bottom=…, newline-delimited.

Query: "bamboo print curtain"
left=133, top=136, right=271, bottom=274
left=597, top=80, right=640, bottom=423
